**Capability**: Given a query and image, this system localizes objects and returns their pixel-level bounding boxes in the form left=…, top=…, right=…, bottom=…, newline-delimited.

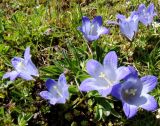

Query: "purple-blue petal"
left=77, top=26, right=83, bottom=33
left=140, top=94, right=157, bottom=111
left=49, top=98, right=58, bottom=105
left=3, top=71, right=19, bottom=81
left=24, top=47, right=31, bottom=62
left=62, top=88, right=69, bottom=100
left=97, top=27, right=110, bottom=35
left=11, top=57, right=24, bottom=69
left=116, top=66, right=131, bottom=80
left=82, top=16, right=91, bottom=34
left=25, top=59, right=39, bottom=76
left=119, top=20, right=138, bottom=41
left=124, top=66, right=138, bottom=80
left=40, top=91, right=53, bottom=100
left=147, top=3, right=154, bottom=14
left=98, top=87, right=112, bottom=97
left=141, top=75, right=157, bottom=94
left=137, top=4, right=146, bottom=13
left=84, top=34, right=99, bottom=42
left=57, top=97, right=67, bottom=104
left=19, top=72, right=34, bottom=80
left=92, top=16, right=103, bottom=26
left=139, top=18, right=150, bottom=26
left=86, top=59, right=103, bottom=77
left=58, top=73, right=66, bottom=85
left=123, top=103, right=138, bottom=118
left=46, top=78, right=57, bottom=91
left=79, top=78, right=103, bottom=92
left=103, top=51, right=117, bottom=70
left=111, top=84, right=122, bottom=100
left=116, top=14, right=126, bottom=20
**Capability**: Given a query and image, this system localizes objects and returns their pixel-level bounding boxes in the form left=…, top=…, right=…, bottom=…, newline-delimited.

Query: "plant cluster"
left=3, top=3, right=158, bottom=118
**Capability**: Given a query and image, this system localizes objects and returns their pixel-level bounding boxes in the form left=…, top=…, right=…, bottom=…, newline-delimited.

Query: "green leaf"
left=110, top=109, right=121, bottom=118
left=94, top=104, right=103, bottom=121
left=95, top=97, right=112, bottom=111
left=0, top=107, right=4, bottom=117
left=68, top=85, right=79, bottom=94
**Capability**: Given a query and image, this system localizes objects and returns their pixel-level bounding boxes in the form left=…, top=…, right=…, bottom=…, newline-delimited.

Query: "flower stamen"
left=99, top=72, right=113, bottom=87
left=53, top=86, right=63, bottom=97
left=125, top=88, right=137, bottom=96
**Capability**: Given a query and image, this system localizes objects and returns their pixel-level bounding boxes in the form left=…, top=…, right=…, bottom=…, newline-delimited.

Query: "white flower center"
left=53, top=86, right=63, bottom=97
left=17, top=61, right=27, bottom=71
left=89, top=24, right=98, bottom=35
left=99, top=72, right=113, bottom=87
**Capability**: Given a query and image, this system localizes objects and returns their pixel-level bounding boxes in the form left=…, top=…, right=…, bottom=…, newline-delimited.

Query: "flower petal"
left=23, top=47, right=39, bottom=76
left=98, top=87, right=112, bottom=97
left=141, top=75, right=157, bottom=94
left=24, top=47, right=31, bottom=62
left=46, top=78, right=57, bottom=91
left=130, top=13, right=139, bottom=32
left=82, top=16, right=91, bottom=35
left=40, top=91, right=53, bottom=100
left=84, top=34, right=99, bottom=42
left=103, top=51, right=117, bottom=70
left=111, top=84, right=122, bottom=100
left=19, top=72, right=34, bottom=80
left=116, top=66, right=130, bottom=80
left=79, top=78, right=105, bottom=92
left=77, top=26, right=83, bottom=33
left=49, top=98, right=58, bottom=105
left=58, top=73, right=67, bottom=86
left=3, top=71, right=19, bottom=81
left=92, top=16, right=102, bottom=26
left=117, top=14, right=126, bottom=20
left=123, top=102, right=138, bottom=118
left=11, top=57, right=24, bottom=70
left=86, top=59, right=103, bottom=77
left=119, top=21, right=135, bottom=41
left=137, top=4, right=146, bottom=13
left=25, top=59, right=39, bottom=76
left=147, top=3, right=154, bottom=14
left=57, top=97, right=67, bottom=104
left=140, top=94, right=158, bottom=111
left=58, top=74, right=69, bottom=99
left=97, top=27, right=110, bottom=35
left=62, top=88, right=69, bottom=100
left=124, top=66, right=138, bottom=80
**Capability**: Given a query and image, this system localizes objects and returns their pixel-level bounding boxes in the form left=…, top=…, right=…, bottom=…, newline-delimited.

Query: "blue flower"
left=111, top=66, right=158, bottom=118
left=79, top=51, right=130, bottom=96
left=3, top=47, right=39, bottom=81
left=136, top=3, right=156, bottom=26
left=40, top=74, right=69, bottom=105
left=116, top=12, right=139, bottom=41
left=78, top=16, right=109, bottom=42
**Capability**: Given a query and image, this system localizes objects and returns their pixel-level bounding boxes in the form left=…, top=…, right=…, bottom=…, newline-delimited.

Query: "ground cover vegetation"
left=0, top=0, right=160, bottom=126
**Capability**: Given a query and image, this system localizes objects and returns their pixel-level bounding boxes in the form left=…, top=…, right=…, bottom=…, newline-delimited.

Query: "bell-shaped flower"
left=40, top=74, right=69, bottom=105
left=116, top=12, right=139, bottom=41
left=136, top=3, right=156, bottom=26
left=111, top=66, right=158, bottom=118
left=78, top=16, right=109, bottom=42
left=79, top=51, right=130, bottom=97
left=3, top=47, right=39, bottom=81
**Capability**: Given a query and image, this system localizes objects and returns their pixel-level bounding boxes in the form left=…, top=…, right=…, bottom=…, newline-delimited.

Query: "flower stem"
left=86, top=42, right=93, bottom=57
